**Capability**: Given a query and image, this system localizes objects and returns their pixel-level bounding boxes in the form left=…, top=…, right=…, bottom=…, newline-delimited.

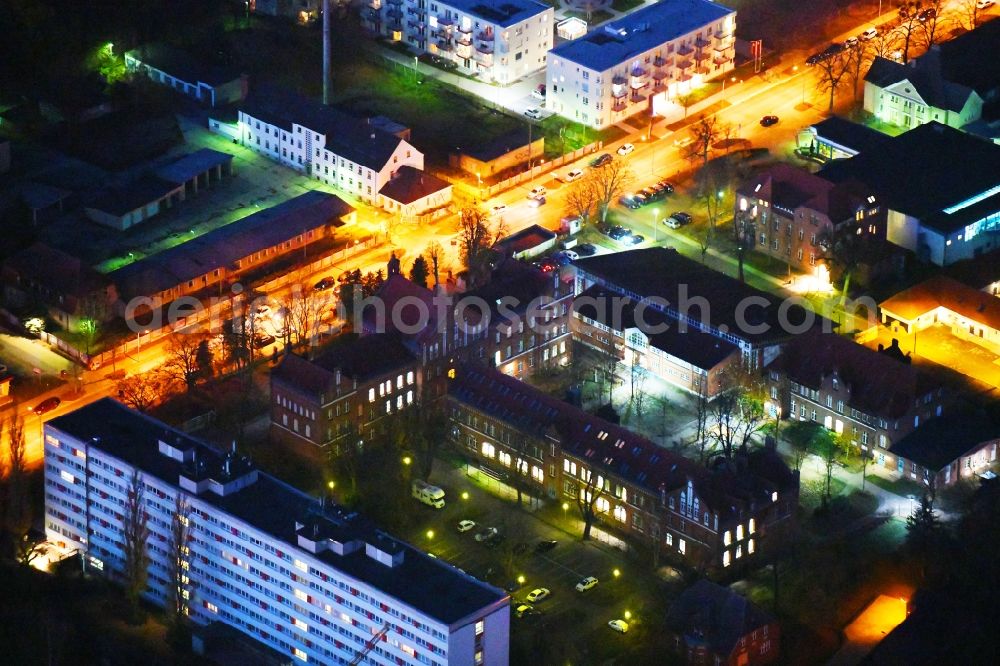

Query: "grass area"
left=799, top=477, right=847, bottom=512
left=611, top=0, right=646, bottom=11
left=565, top=9, right=615, bottom=25
left=866, top=474, right=925, bottom=498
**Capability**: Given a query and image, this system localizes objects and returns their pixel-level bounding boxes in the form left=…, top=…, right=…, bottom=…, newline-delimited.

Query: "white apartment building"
left=44, top=399, right=510, bottom=666
left=546, top=0, right=735, bottom=129
left=238, top=90, right=425, bottom=209
left=364, top=0, right=553, bottom=83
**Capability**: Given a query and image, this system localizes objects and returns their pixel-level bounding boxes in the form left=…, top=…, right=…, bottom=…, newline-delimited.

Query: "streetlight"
left=613, top=568, right=621, bottom=579
left=426, top=530, right=435, bottom=540
left=517, top=574, right=526, bottom=585
left=624, top=610, right=632, bottom=620
left=403, top=456, right=412, bottom=466
left=413, top=56, right=419, bottom=83
left=461, top=491, right=470, bottom=500
left=327, top=480, right=335, bottom=491
left=562, top=502, right=569, bottom=517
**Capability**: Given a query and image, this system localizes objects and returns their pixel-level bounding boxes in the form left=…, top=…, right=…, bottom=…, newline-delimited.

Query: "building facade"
left=125, top=45, right=248, bottom=108
left=364, top=0, right=553, bottom=84
left=45, top=399, right=509, bottom=666
left=546, top=0, right=735, bottom=129
left=888, top=412, right=1000, bottom=489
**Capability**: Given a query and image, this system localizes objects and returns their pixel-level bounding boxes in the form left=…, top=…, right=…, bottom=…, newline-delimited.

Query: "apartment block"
left=44, top=399, right=509, bottom=666
left=546, top=0, right=735, bottom=129
left=364, top=0, right=554, bottom=84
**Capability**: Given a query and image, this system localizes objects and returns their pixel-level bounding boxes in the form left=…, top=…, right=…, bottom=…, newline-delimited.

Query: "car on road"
left=561, top=168, right=585, bottom=182
left=528, top=186, right=546, bottom=198
left=253, top=334, right=277, bottom=349
left=533, top=258, right=560, bottom=273
left=844, top=36, right=859, bottom=48
left=625, top=233, right=645, bottom=245
left=524, top=107, right=542, bottom=120
left=535, top=540, right=558, bottom=553
left=525, top=588, right=550, bottom=603
left=608, top=619, right=630, bottom=634
left=860, top=27, right=879, bottom=41
left=457, top=520, right=476, bottom=533
left=806, top=43, right=845, bottom=65
left=491, top=203, right=507, bottom=215
left=475, top=527, right=499, bottom=542
left=515, top=603, right=535, bottom=618
left=31, top=396, right=61, bottom=415
left=314, top=277, right=336, bottom=291
left=665, top=211, right=693, bottom=228
left=527, top=195, right=546, bottom=208
left=918, top=7, right=935, bottom=21
left=575, top=576, right=599, bottom=592
left=575, top=243, right=597, bottom=256
left=673, top=135, right=694, bottom=149
left=590, top=152, right=613, bottom=168
left=760, top=115, right=779, bottom=127
left=617, top=143, right=635, bottom=156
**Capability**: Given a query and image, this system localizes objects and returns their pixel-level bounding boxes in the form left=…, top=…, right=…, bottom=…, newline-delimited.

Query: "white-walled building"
left=546, top=0, right=735, bottom=129
left=125, top=44, right=248, bottom=108
left=238, top=90, right=447, bottom=212
left=44, top=399, right=509, bottom=666
left=364, top=0, right=553, bottom=84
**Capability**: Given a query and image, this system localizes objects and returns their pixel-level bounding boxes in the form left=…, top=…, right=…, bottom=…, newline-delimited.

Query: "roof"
left=154, top=148, right=233, bottom=185
left=85, top=174, right=181, bottom=217
left=574, top=284, right=739, bottom=369
left=942, top=248, right=1000, bottom=291
left=864, top=52, right=975, bottom=113
left=666, top=580, right=774, bottom=656
left=936, top=18, right=1000, bottom=97
left=109, top=191, right=352, bottom=298
left=47, top=399, right=506, bottom=625
left=449, top=365, right=796, bottom=519
left=572, top=248, right=822, bottom=345
left=442, top=0, right=551, bottom=28
left=770, top=331, right=938, bottom=419
left=810, top=116, right=893, bottom=155
left=363, top=273, right=439, bottom=338
left=378, top=165, right=451, bottom=205
left=494, top=224, right=557, bottom=255
left=549, top=0, right=734, bottom=71
left=312, top=333, right=417, bottom=382
left=3, top=242, right=111, bottom=309
left=241, top=87, right=409, bottom=171
left=19, top=182, right=72, bottom=211
left=126, top=43, right=243, bottom=87
left=737, top=163, right=871, bottom=222
left=464, top=126, right=535, bottom=161
left=880, top=275, right=1000, bottom=331
left=889, top=412, right=1000, bottom=471
left=819, top=122, right=1000, bottom=231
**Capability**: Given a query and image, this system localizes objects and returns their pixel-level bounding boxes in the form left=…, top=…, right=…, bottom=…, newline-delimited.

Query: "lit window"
left=340, top=612, right=351, bottom=624
left=406, top=371, right=414, bottom=385
left=723, top=530, right=731, bottom=546
left=736, top=545, right=743, bottom=559
left=295, top=589, right=308, bottom=602
left=402, top=645, right=416, bottom=657
left=666, top=533, right=673, bottom=546
left=74, top=448, right=87, bottom=460
left=771, top=491, right=778, bottom=502
left=294, top=648, right=308, bottom=662
left=736, top=524, right=744, bottom=540
left=748, top=539, right=755, bottom=554
left=749, top=518, right=756, bottom=534
left=679, top=539, right=686, bottom=555
left=723, top=550, right=731, bottom=567
left=475, top=620, right=484, bottom=636
left=368, top=388, right=375, bottom=402
left=60, top=470, right=75, bottom=484
left=613, top=505, right=626, bottom=523
left=475, top=650, right=484, bottom=665
left=206, top=602, right=219, bottom=614
left=294, top=559, right=308, bottom=573
left=293, top=618, right=309, bottom=632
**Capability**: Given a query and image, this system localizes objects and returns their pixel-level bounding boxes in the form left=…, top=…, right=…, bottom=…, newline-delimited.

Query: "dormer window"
left=832, top=378, right=838, bottom=390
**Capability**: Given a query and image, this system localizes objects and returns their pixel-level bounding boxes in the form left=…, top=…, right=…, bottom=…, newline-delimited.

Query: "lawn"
left=865, top=474, right=924, bottom=498
left=611, top=0, right=646, bottom=11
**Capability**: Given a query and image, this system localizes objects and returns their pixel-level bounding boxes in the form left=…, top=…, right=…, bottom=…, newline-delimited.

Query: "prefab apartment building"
left=44, top=399, right=509, bottom=666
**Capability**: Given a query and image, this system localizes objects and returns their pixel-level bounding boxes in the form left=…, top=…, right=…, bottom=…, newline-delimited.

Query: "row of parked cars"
left=619, top=179, right=675, bottom=209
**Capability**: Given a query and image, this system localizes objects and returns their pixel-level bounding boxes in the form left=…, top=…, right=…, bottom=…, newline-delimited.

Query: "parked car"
left=535, top=540, right=558, bottom=553
left=666, top=211, right=692, bottom=228
left=575, top=576, right=599, bottom=592
left=253, top=334, right=276, bottom=349
left=575, top=243, right=597, bottom=256
left=524, top=107, right=542, bottom=119
left=860, top=27, right=879, bottom=41
left=484, top=532, right=505, bottom=548
left=475, top=527, right=499, bottom=542
left=527, top=195, right=546, bottom=208
left=457, top=520, right=477, bottom=533
left=314, top=276, right=335, bottom=291
left=525, top=588, right=550, bottom=603
left=619, top=193, right=646, bottom=209
left=561, top=168, right=584, bottom=182
left=533, top=258, right=559, bottom=273
left=491, top=203, right=507, bottom=214
left=760, top=115, right=779, bottom=127
left=977, top=0, right=995, bottom=9
left=554, top=250, right=579, bottom=263
left=515, top=603, right=535, bottom=618
left=617, top=142, right=635, bottom=156
left=528, top=186, right=547, bottom=198
left=532, top=84, right=546, bottom=100
left=625, top=233, right=645, bottom=245
left=32, top=396, right=61, bottom=415
left=608, top=619, right=630, bottom=634
left=654, top=180, right=675, bottom=194
left=844, top=36, right=859, bottom=48
left=806, top=43, right=844, bottom=65
left=918, top=7, right=935, bottom=21
left=606, top=225, right=631, bottom=240
left=590, top=152, right=613, bottom=168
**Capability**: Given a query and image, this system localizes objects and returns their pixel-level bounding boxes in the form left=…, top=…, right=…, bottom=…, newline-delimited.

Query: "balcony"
left=676, top=58, right=693, bottom=70
left=388, top=20, right=403, bottom=30
left=612, top=74, right=627, bottom=86
left=436, top=39, right=453, bottom=52
left=677, top=43, right=693, bottom=56
left=652, top=81, right=667, bottom=93
left=406, top=9, right=425, bottom=19
left=476, top=42, right=493, bottom=55
left=714, top=38, right=734, bottom=52
left=437, top=15, right=454, bottom=26
left=407, top=20, right=424, bottom=31
left=713, top=54, right=732, bottom=66
left=695, top=50, right=710, bottom=62
left=630, top=90, right=647, bottom=104
left=695, top=37, right=711, bottom=49
left=695, top=65, right=710, bottom=75
left=653, top=55, right=667, bottom=67
left=456, top=43, right=472, bottom=58
left=458, top=23, right=472, bottom=34
left=612, top=99, right=628, bottom=112
left=630, top=75, right=647, bottom=90
left=476, top=30, right=494, bottom=42
left=475, top=51, right=494, bottom=66
left=611, top=85, right=627, bottom=98
left=652, top=69, right=668, bottom=81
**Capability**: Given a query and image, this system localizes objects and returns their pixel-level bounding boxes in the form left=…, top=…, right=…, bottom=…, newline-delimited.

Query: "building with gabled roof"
left=666, top=579, right=779, bottom=665
left=889, top=411, right=1000, bottom=488
left=45, top=398, right=509, bottom=665
left=448, top=364, right=798, bottom=570
left=376, top=165, right=452, bottom=218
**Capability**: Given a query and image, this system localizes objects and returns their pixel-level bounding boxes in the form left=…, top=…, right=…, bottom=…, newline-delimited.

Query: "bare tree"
left=733, top=210, right=757, bottom=283
left=676, top=92, right=697, bottom=119
left=629, top=354, right=647, bottom=419
left=694, top=392, right=711, bottom=463
left=4, top=416, right=35, bottom=564
left=576, top=470, right=607, bottom=540
left=896, top=1, right=927, bottom=64
left=121, top=468, right=150, bottom=623
left=283, top=284, right=330, bottom=352
left=591, top=157, right=633, bottom=223
left=868, top=27, right=904, bottom=60
left=685, top=116, right=728, bottom=168
left=694, top=157, right=734, bottom=231
left=117, top=370, right=172, bottom=412
left=459, top=207, right=506, bottom=288
left=956, top=0, right=987, bottom=29
left=843, top=41, right=875, bottom=105
left=564, top=171, right=600, bottom=226
left=916, top=0, right=947, bottom=49
left=167, top=494, right=194, bottom=639
left=698, top=228, right=713, bottom=264
left=814, top=51, right=851, bottom=112
left=164, top=333, right=205, bottom=391
left=815, top=429, right=851, bottom=507
left=708, top=363, right=767, bottom=459
left=425, top=241, right=444, bottom=287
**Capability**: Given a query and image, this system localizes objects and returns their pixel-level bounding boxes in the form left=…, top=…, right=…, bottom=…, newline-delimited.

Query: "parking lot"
left=393, top=463, right=676, bottom=662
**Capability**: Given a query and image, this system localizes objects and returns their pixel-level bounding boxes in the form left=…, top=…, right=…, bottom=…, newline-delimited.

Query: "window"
left=723, top=550, right=731, bottom=567
left=724, top=530, right=731, bottom=546
left=475, top=620, right=484, bottom=636
left=678, top=539, right=686, bottom=555
left=481, top=442, right=495, bottom=458
left=736, top=524, right=744, bottom=540
left=748, top=518, right=756, bottom=534
left=293, top=649, right=307, bottom=662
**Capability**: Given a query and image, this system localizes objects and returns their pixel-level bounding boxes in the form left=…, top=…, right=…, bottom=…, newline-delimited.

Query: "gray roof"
left=667, top=580, right=774, bottom=656
left=154, top=148, right=233, bottom=185
left=85, top=175, right=182, bottom=217
left=444, top=0, right=550, bottom=27
left=241, top=87, right=408, bottom=171
left=126, top=43, right=244, bottom=87
left=48, top=398, right=507, bottom=626
left=377, top=165, right=451, bottom=205
left=109, top=191, right=352, bottom=298
left=890, top=412, right=1000, bottom=471
left=549, top=0, right=734, bottom=71
left=810, top=116, right=893, bottom=155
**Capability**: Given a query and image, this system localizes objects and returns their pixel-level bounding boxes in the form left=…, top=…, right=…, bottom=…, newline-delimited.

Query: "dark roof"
left=737, top=162, right=871, bottom=222
left=458, top=257, right=563, bottom=326
left=943, top=248, right=1000, bottom=291
left=47, top=399, right=506, bottom=625
left=3, top=242, right=111, bottom=311
left=363, top=273, right=439, bottom=339
left=126, top=43, right=243, bottom=87
left=572, top=248, right=823, bottom=345
left=574, top=284, right=739, bottom=369
left=109, top=191, right=352, bottom=298
left=819, top=122, right=1000, bottom=231
left=937, top=18, right=1000, bottom=97
left=494, top=224, right=557, bottom=255
left=312, top=333, right=417, bottom=382
left=864, top=52, right=974, bottom=113
left=463, top=126, right=535, bottom=161
left=810, top=116, right=893, bottom=155
left=666, top=580, right=774, bottom=656
left=880, top=275, right=1000, bottom=330
left=550, top=0, right=734, bottom=71
left=890, top=412, right=1000, bottom=471
left=449, top=365, right=796, bottom=519
left=85, top=175, right=181, bottom=217
left=154, top=148, right=233, bottom=185
left=771, top=331, right=938, bottom=419
left=377, top=165, right=451, bottom=205
left=241, top=87, right=408, bottom=171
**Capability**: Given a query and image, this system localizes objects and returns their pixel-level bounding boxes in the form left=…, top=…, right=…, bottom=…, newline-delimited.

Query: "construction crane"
left=348, top=621, right=392, bottom=666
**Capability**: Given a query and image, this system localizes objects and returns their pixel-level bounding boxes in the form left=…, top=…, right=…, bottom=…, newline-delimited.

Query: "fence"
left=473, top=142, right=602, bottom=200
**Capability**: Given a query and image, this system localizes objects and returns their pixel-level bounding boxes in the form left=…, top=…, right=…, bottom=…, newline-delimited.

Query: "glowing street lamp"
left=613, top=568, right=621, bottom=579
left=403, top=456, right=412, bottom=466
left=426, top=530, right=435, bottom=540
left=624, top=610, right=632, bottom=620
left=461, top=491, right=470, bottom=500
left=327, top=480, right=335, bottom=491
left=517, top=574, right=526, bottom=585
